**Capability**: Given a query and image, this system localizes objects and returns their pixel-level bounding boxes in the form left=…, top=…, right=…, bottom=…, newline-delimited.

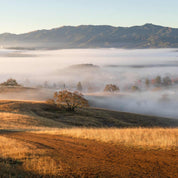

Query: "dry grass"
left=0, top=99, right=177, bottom=131
left=0, top=136, right=32, bottom=159
left=24, top=156, right=62, bottom=176
left=0, top=112, right=64, bottom=130
left=0, top=100, right=177, bottom=176
left=35, top=128, right=178, bottom=150
left=0, top=135, right=63, bottom=176
left=1, top=131, right=178, bottom=177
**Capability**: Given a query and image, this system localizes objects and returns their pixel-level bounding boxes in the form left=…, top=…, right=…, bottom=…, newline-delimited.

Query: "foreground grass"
left=1, top=130, right=177, bottom=177
left=35, top=128, right=178, bottom=150
left=1, top=128, right=176, bottom=176
left=0, top=135, right=62, bottom=177
left=0, top=100, right=177, bottom=176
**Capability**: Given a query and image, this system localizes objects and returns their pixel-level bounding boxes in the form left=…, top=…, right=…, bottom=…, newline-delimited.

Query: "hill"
left=0, top=100, right=177, bottom=130
left=1, top=24, right=178, bottom=49
left=0, top=100, right=177, bottom=177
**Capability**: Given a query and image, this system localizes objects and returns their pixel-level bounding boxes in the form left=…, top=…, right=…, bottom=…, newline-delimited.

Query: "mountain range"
left=0, top=23, right=178, bottom=49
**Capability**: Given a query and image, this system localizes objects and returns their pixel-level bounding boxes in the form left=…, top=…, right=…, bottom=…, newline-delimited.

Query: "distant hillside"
left=0, top=24, right=178, bottom=49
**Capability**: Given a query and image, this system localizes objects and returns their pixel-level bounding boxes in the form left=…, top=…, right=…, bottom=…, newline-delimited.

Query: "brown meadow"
left=0, top=99, right=177, bottom=177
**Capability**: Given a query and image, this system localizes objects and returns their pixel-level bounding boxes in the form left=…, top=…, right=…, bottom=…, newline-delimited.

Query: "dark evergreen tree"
left=77, top=82, right=83, bottom=91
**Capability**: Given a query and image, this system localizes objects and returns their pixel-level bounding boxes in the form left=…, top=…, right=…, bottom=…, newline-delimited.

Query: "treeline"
left=2, top=75, right=177, bottom=93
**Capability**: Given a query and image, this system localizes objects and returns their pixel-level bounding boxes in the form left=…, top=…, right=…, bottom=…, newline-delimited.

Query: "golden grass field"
left=0, top=99, right=177, bottom=177
left=36, top=127, right=178, bottom=150
left=0, top=135, right=62, bottom=176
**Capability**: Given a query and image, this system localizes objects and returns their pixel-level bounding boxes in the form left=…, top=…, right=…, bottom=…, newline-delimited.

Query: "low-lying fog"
left=0, top=48, right=178, bottom=119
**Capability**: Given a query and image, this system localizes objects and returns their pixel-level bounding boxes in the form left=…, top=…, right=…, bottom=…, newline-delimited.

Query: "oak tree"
left=53, top=90, right=89, bottom=111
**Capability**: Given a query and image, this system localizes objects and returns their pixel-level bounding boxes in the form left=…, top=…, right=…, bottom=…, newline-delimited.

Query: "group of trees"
left=145, top=75, right=172, bottom=87
left=42, top=81, right=122, bottom=93
left=48, top=83, right=121, bottom=112
left=41, top=81, right=83, bottom=91
left=132, top=75, right=173, bottom=92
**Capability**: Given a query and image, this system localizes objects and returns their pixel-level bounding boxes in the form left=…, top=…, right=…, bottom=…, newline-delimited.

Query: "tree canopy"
left=53, top=90, right=89, bottom=111
left=104, top=84, right=120, bottom=92
left=0, top=78, right=20, bottom=87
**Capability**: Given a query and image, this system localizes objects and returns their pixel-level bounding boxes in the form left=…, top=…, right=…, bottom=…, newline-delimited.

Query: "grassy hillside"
left=0, top=100, right=177, bottom=131
left=0, top=100, right=177, bottom=177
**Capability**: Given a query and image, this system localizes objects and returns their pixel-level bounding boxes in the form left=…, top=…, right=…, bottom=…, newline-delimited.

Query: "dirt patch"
left=2, top=132, right=178, bottom=177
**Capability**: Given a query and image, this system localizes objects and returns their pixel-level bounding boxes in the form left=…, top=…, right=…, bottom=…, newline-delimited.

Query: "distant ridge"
left=0, top=24, right=178, bottom=49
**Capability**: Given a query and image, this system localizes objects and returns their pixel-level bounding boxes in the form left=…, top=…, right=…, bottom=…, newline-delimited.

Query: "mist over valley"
left=0, top=48, right=178, bottom=119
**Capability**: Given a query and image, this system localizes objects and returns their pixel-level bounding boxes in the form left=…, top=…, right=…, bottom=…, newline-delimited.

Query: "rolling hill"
left=0, top=100, right=177, bottom=130
left=1, top=24, right=178, bottom=49
left=0, top=100, right=177, bottom=177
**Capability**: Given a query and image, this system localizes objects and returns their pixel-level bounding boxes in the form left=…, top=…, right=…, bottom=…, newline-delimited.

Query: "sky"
left=0, top=0, right=177, bottom=34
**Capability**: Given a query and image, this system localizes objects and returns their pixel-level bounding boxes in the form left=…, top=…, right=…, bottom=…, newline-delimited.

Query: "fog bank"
left=0, top=48, right=178, bottom=119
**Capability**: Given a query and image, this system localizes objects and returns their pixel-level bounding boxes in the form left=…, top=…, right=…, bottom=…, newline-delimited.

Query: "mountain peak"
left=143, top=23, right=154, bottom=26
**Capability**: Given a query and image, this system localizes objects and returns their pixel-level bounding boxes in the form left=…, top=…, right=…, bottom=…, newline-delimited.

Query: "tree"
left=77, top=82, right=83, bottom=91
left=104, top=84, right=119, bottom=92
left=53, top=90, right=89, bottom=111
left=0, top=78, right=20, bottom=87
left=145, top=78, right=150, bottom=87
left=131, top=85, right=140, bottom=92
left=163, top=76, right=172, bottom=86
left=155, top=76, right=161, bottom=86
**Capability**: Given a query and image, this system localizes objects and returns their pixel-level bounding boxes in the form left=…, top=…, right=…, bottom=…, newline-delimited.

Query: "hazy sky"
left=0, top=0, right=177, bottom=34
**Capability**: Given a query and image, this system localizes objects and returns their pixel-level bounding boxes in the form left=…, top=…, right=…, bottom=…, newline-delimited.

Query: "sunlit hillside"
left=0, top=100, right=177, bottom=131
left=0, top=99, right=177, bottom=177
